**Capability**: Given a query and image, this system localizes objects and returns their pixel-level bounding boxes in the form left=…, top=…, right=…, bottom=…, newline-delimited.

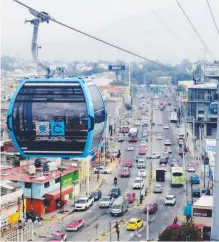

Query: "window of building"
left=25, top=182, right=32, bottom=189
left=44, top=182, right=50, bottom=188
left=198, top=111, right=204, bottom=114
left=197, top=92, right=204, bottom=100
left=55, top=177, right=60, bottom=183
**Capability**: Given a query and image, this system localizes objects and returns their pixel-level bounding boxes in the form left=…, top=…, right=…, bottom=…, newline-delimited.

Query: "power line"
left=152, top=10, right=187, bottom=49
left=206, top=0, right=219, bottom=36
left=176, top=0, right=216, bottom=61
left=13, top=0, right=170, bottom=69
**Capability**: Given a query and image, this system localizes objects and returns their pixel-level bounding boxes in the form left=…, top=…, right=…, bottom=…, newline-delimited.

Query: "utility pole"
left=109, top=221, right=112, bottom=242
left=192, top=117, right=195, bottom=159
left=211, top=82, right=219, bottom=241
left=146, top=203, right=149, bottom=241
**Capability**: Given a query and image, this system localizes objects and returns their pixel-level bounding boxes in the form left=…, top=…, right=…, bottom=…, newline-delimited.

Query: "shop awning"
left=44, top=186, right=73, bottom=200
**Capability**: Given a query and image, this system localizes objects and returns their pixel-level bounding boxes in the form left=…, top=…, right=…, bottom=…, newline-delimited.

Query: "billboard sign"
left=108, top=65, right=126, bottom=71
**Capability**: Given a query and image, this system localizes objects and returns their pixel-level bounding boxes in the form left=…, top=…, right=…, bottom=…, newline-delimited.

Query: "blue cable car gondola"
left=7, top=77, right=106, bottom=158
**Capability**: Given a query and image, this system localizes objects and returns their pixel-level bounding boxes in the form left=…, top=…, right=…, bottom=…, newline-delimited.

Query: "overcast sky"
left=2, top=0, right=219, bottom=64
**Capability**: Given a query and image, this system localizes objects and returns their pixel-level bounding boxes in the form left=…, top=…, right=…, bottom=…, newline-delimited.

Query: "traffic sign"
left=108, top=65, right=126, bottom=71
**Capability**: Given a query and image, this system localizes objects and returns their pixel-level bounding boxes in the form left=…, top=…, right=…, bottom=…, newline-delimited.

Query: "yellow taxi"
left=126, top=218, right=143, bottom=230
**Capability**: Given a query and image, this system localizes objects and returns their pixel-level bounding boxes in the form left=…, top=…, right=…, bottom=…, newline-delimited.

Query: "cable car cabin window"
left=88, top=85, right=105, bottom=151
left=12, top=84, right=88, bottom=156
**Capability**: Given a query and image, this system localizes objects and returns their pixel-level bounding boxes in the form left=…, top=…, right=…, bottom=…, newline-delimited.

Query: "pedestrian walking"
left=115, top=221, right=120, bottom=241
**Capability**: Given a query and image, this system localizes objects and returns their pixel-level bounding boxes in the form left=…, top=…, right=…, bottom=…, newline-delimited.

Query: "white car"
left=158, top=121, right=163, bottom=126
left=133, top=177, right=144, bottom=189
left=164, top=140, right=172, bottom=146
left=127, top=146, right=134, bottom=151
left=99, top=196, right=113, bottom=208
left=165, top=147, right=172, bottom=153
left=75, top=196, right=94, bottom=210
left=150, top=152, right=160, bottom=159
left=164, top=124, right=169, bottom=129
left=165, top=195, right=176, bottom=206
left=138, top=169, right=146, bottom=177
left=153, top=184, right=163, bottom=193
left=135, top=120, right=141, bottom=126
left=93, top=166, right=112, bottom=174
left=156, top=134, right=163, bottom=140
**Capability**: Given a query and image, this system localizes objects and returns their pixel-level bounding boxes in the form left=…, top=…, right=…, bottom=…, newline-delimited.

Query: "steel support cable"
left=152, top=10, right=187, bottom=49
left=176, top=0, right=216, bottom=61
left=206, top=0, right=219, bottom=36
left=13, top=0, right=170, bottom=69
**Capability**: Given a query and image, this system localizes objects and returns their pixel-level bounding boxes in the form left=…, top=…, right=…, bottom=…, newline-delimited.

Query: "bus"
left=171, top=167, right=184, bottom=187
left=128, top=128, right=138, bottom=142
left=170, top=111, right=178, bottom=123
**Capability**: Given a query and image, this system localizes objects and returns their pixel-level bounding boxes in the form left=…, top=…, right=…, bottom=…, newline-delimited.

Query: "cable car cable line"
left=175, top=0, right=216, bottom=61
left=13, top=0, right=170, bottom=69
left=206, top=0, right=219, bottom=36
left=152, top=10, right=187, bottom=50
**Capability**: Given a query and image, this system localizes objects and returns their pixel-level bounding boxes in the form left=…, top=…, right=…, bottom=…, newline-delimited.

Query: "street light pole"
left=146, top=203, right=149, bottom=241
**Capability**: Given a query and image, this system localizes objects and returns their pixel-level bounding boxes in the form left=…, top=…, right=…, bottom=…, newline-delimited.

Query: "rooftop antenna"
left=25, top=9, right=65, bottom=78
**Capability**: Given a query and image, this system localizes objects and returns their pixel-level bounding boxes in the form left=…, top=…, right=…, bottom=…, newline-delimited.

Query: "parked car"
left=93, top=166, right=112, bottom=174
left=191, top=175, right=200, bottom=184
left=126, top=218, right=143, bottom=231
left=118, top=135, right=124, bottom=142
left=124, top=160, right=133, bottom=167
left=91, top=190, right=102, bottom=201
left=126, top=192, right=136, bottom=203
left=165, top=195, right=176, bottom=206
left=144, top=203, right=158, bottom=214
left=119, top=167, right=130, bottom=177
left=164, top=139, right=171, bottom=146
left=133, top=177, right=144, bottom=189
left=153, top=184, right=163, bottom=193
left=137, top=159, right=146, bottom=169
left=99, top=195, right=113, bottom=208
left=66, top=219, right=84, bottom=231
left=158, top=121, right=163, bottom=126
left=109, top=187, right=121, bottom=198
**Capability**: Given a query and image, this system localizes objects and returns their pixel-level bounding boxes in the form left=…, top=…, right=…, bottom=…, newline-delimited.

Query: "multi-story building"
left=0, top=180, right=25, bottom=228
left=186, top=82, right=218, bottom=138
left=1, top=164, right=80, bottom=216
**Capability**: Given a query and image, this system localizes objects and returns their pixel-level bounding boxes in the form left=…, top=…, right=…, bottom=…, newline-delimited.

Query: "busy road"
left=43, top=89, right=198, bottom=241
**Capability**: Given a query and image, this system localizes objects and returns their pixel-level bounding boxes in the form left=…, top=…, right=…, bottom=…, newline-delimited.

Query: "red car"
left=126, top=192, right=136, bottom=203
left=159, top=164, right=167, bottom=172
left=124, top=160, right=133, bottom=167
left=49, top=232, right=67, bottom=241
left=144, top=203, right=158, bottom=214
left=119, top=167, right=130, bottom=177
left=139, top=148, right=146, bottom=155
left=129, top=137, right=138, bottom=142
left=66, top=219, right=85, bottom=231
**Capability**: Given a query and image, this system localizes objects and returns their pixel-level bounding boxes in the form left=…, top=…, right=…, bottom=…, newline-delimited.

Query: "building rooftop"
left=0, top=165, right=79, bottom=184
left=189, top=82, right=217, bottom=89
left=193, top=195, right=213, bottom=208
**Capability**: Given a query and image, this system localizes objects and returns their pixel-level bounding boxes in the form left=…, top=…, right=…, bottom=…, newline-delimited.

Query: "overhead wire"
left=175, top=0, right=216, bottom=61
left=152, top=10, right=187, bottom=50
left=13, top=0, right=170, bottom=69
left=206, top=0, right=219, bottom=36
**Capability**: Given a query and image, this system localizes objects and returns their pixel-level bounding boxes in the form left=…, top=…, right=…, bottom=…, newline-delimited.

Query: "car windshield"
left=78, top=199, right=87, bottom=203
left=135, top=179, right=141, bottom=183
left=111, top=189, right=118, bottom=193
left=155, top=185, right=161, bottom=188
left=101, top=197, right=110, bottom=201
left=121, top=168, right=128, bottom=172
left=166, top=197, right=173, bottom=200
left=92, top=192, right=98, bottom=196
left=70, top=220, right=79, bottom=224
left=111, top=204, right=121, bottom=209
left=128, top=221, right=136, bottom=224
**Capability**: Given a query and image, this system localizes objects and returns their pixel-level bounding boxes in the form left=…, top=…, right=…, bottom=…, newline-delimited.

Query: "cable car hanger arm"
left=13, top=0, right=170, bottom=69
